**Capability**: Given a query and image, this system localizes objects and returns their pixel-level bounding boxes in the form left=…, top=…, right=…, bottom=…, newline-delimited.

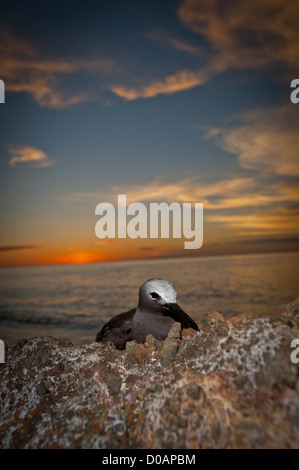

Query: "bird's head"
left=138, top=278, right=177, bottom=308
left=138, top=278, right=199, bottom=330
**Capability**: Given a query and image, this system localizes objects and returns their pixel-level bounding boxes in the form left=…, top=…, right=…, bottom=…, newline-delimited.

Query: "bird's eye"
left=150, top=292, right=160, bottom=300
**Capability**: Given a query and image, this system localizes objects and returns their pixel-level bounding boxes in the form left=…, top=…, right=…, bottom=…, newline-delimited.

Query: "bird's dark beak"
left=163, top=303, right=199, bottom=331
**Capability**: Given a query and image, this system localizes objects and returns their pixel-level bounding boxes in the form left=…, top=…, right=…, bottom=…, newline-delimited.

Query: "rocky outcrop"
left=0, top=298, right=299, bottom=449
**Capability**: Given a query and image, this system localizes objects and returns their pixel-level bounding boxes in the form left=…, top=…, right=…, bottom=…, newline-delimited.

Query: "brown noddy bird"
left=95, top=278, right=199, bottom=350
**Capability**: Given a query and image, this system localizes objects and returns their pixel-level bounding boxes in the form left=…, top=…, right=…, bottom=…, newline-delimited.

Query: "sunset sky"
left=0, top=0, right=299, bottom=267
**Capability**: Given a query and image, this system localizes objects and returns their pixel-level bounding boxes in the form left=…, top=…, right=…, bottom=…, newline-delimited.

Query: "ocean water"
left=0, top=251, right=298, bottom=346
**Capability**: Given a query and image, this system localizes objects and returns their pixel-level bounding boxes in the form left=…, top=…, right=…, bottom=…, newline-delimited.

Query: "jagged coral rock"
left=0, top=298, right=299, bottom=448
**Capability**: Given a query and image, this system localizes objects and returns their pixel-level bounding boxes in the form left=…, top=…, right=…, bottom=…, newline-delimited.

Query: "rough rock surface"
left=1, top=298, right=299, bottom=449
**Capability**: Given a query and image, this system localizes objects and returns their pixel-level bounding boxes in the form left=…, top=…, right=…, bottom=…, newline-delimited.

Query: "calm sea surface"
left=0, top=251, right=298, bottom=346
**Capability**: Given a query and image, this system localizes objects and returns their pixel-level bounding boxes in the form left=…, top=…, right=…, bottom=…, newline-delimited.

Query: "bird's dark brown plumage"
left=95, top=279, right=199, bottom=350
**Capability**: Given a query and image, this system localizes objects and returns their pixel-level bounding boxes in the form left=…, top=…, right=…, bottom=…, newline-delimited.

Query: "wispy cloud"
left=8, top=145, right=55, bottom=168
left=237, top=236, right=299, bottom=245
left=58, top=98, right=299, bottom=240
left=207, top=205, right=299, bottom=236
left=109, top=57, right=225, bottom=101
left=203, top=105, right=299, bottom=177
left=62, top=98, right=299, bottom=237
left=178, top=0, right=299, bottom=73
left=1, top=28, right=119, bottom=108
left=60, top=174, right=299, bottom=211
left=148, top=30, right=202, bottom=56
left=0, top=245, right=44, bottom=251
left=110, top=0, right=299, bottom=101
left=60, top=175, right=299, bottom=242
left=124, top=178, right=299, bottom=211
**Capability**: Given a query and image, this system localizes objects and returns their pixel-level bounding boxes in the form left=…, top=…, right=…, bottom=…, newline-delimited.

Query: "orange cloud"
left=8, top=145, right=55, bottom=168
left=178, top=0, right=299, bottom=72
left=204, top=105, right=299, bottom=177
left=207, top=205, right=299, bottom=236
left=0, top=28, right=119, bottom=108
left=122, top=177, right=299, bottom=210
left=110, top=58, right=225, bottom=100
left=111, top=0, right=299, bottom=100
left=110, top=69, right=206, bottom=100
left=61, top=174, right=299, bottom=211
